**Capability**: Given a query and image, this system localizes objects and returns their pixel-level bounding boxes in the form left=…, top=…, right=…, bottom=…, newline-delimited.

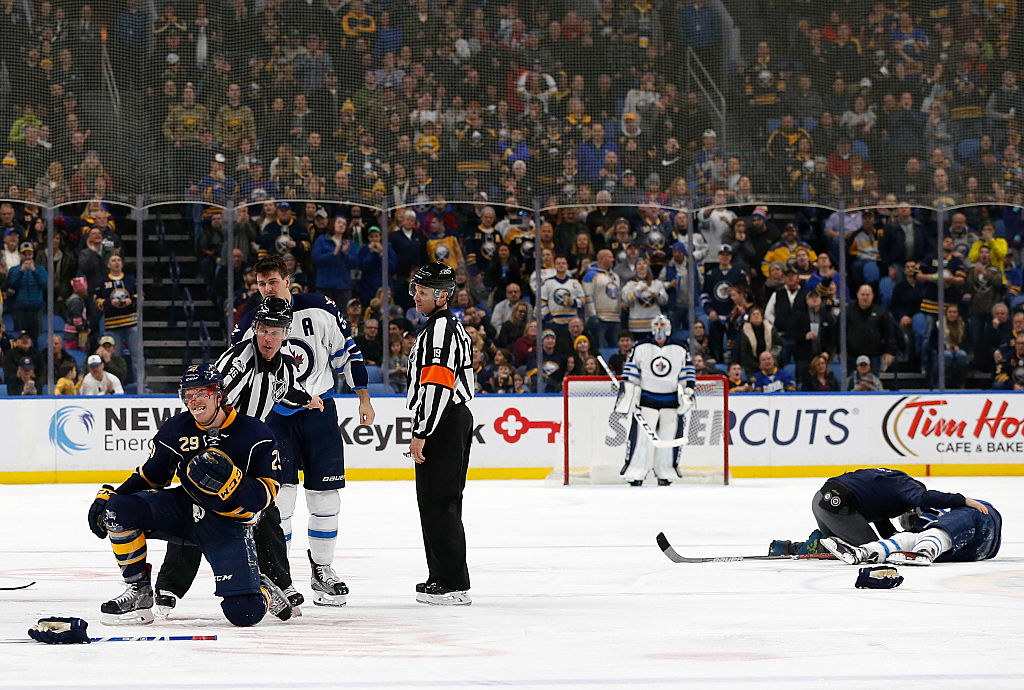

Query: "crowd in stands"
left=1, top=1, right=1024, bottom=395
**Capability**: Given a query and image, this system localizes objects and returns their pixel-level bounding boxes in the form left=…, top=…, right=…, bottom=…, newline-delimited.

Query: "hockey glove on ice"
left=855, top=566, right=904, bottom=589
left=88, top=485, right=116, bottom=539
left=28, top=617, right=91, bottom=644
left=186, top=449, right=243, bottom=501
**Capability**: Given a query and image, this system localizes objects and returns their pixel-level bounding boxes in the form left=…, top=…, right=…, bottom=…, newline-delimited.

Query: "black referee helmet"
left=409, top=261, right=456, bottom=300
left=254, top=296, right=293, bottom=330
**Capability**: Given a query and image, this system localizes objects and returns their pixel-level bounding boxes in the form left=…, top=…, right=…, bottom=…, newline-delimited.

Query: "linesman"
left=407, top=262, right=475, bottom=606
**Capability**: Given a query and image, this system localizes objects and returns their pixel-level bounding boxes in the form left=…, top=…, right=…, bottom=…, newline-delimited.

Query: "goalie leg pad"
left=622, top=409, right=657, bottom=483
left=653, top=407, right=681, bottom=480
left=221, top=593, right=267, bottom=627
left=306, top=489, right=340, bottom=566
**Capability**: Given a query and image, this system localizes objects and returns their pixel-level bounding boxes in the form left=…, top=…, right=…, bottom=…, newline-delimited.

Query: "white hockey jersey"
left=232, top=293, right=367, bottom=406
left=622, top=279, right=669, bottom=332
left=540, top=274, right=585, bottom=325
left=622, top=340, right=695, bottom=396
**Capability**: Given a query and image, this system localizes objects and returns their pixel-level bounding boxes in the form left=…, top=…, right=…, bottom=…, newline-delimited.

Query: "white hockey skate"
left=100, top=580, right=155, bottom=625
left=885, top=550, right=934, bottom=566
left=308, top=550, right=348, bottom=607
left=415, top=582, right=472, bottom=606
left=820, top=537, right=874, bottom=565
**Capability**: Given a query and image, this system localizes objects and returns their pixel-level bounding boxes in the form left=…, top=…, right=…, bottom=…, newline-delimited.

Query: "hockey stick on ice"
left=0, top=582, right=35, bottom=591
left=656, top=532, right=835, bottom=563
left=596, top=355, right=690, bottom=449
left=1, top=634, right=218, bottom=644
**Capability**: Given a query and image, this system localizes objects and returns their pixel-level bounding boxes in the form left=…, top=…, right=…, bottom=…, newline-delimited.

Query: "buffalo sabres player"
left=615, top=314, right=696, bottom=486
left=154, top=296, right=319, bottom=615
left=86, top=364, right=292, bottom=626
left=233, top=255, right=374, bottom=607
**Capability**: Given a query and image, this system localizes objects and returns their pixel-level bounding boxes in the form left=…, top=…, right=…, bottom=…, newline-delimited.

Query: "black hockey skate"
left=261, top=574, right=294, bottom=621
left=154, top=590, right=177, bottom=618
left=283, top=584, right=305, bottom=608
left=415, top=582, right=472, bottom=606
left=308, top=549, right=348, bottom=607
left=100, top=580, right=155, bottom=625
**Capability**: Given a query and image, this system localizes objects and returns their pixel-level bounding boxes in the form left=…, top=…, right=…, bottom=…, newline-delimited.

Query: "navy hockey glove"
left=855, top=566, right=904, bottom=589
left=28, top=617, right=91, bottom=644
left=186, top=449, right=243, bottom=502
left=88, top=485, right=116, bottom=539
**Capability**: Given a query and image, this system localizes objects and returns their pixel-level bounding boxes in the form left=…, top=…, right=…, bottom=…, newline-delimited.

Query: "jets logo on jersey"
left=714, top=279, right=733, bottom=302
left=287, top=338, right=315, bottom=383
left=650, top=356, right=672, bottom=377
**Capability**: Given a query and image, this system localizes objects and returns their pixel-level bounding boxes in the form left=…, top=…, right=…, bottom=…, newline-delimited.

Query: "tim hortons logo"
left=494, top=408, right=561, bottom=443
left=882, top=397, right=1024, bottom=457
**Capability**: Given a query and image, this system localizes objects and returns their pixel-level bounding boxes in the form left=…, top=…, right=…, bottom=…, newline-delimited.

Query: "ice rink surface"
left=2, top=476, right=1023, bottom=689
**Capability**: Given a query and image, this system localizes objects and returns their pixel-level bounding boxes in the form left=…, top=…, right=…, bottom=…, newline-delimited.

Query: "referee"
left=154, top=296, right=319, bottom=615
left=407, top=262, right=475, bottom=606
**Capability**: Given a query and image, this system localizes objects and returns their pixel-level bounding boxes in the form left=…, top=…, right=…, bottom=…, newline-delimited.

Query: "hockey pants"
left=155, top=503, right=292, bottom=598
left=622, top=406, right=683, bottom=483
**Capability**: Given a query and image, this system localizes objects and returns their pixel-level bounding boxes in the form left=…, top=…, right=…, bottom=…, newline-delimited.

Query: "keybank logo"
left=49, top=406, right=96, bottom=453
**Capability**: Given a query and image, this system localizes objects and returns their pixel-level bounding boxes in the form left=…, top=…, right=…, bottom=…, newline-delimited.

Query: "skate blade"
left=415, top=592, right=472, bottom=606
left=290, top=605, right=302, bottom=617
left=154, top=605, right=174, bottom=619
left=886, top=551, right=933, bottom=566
left=100, top=608, right=155, bottom=626
left=311, top=591, right=347, bottom=607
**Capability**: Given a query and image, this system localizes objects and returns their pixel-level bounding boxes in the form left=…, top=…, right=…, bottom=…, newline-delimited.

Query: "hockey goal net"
left=560, top=375, right=729, bottom=485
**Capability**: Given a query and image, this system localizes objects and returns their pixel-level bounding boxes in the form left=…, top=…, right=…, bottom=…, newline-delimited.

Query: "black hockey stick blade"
left=656, top=533, right=834, bottom=563
left=0, top=582, right=35, bottom=591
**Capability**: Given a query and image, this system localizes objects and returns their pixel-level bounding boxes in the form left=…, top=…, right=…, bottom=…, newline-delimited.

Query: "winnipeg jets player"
left=615, top=314, right=695, bottom=486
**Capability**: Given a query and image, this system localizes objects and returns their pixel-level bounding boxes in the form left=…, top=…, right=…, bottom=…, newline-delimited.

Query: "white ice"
left=2, top=477, right=1023, bottom=689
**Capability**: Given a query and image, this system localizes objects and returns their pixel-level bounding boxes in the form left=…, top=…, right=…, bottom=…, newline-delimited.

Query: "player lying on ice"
left=86, top=364, right=293, bottom=626
left=821, top=500, right=1002, bottom=566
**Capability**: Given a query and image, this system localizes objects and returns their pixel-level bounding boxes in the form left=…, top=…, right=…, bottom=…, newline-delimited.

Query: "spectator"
left=701, top=245, right=746, bottom=361
left=994, top=333, right=1024, bottom=390
left=54, top=360, right=82, bottom=396
left=312, top=215, right=359, bottom=308
left=513, top=320, right=539, bottom=369
left=77, top=226, right=115, bottom=291
left=9, top=355, right=40, bottom=396
left=764, top=265, right=807, bottom=367
left=6, top=241, right=47, bottom=339
left=582, top=248, right=621, bottom=349
left=93, top=254, right=140, bottom=370
left=538, top=328, right=567, bottom=393
left=847, top=354, right=884, bottom=391
left=846, top=284, right=899, bottom=373
left=95, top=334, right=128, bottom=384
left=761, top=222, right=816, bottom=277
left=492, top=282, right=533, bottom=333
left=751, top=351, right=795, bottom=392
left=726, top=361, right=752, bottom=392
left=3, top=330, right=41, bottom=383
left=355, top=318, right=382, bottom=367
left=739, top=306, right=780, bottom=378
left=968, top=221, right=1009, bottom=279
left=791, top=286, right=837, bottom=379
left=78, top=354, right=124, bottom=396
left=622, top=258, right=668, bottom=339
left=880, top=202, right=929, bottom=270
left=931, top=303, right=972, bottom=388
left=539, top=255, right=585, bottom=339
left=964, top=246, right=1006, bottom=347
left=803, top=352, right=840, bottom=392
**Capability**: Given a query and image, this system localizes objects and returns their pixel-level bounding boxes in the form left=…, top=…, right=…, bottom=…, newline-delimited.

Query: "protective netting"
left=1, top=2, right=1022, bottom=394
left=5, top=1, right=1020, bottom=212
left=560, top=375, right=729, bottom=485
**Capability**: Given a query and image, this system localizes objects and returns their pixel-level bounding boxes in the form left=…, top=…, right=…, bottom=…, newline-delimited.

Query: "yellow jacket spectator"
left=968, top=222, right=1009, bottom=279
left=761, top=223, right=817, bottom=276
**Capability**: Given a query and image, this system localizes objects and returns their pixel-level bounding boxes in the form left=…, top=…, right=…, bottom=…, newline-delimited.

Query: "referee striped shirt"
left=406, top=308, right=475, bottom=437
left=215, top=338, right=311, bottom=421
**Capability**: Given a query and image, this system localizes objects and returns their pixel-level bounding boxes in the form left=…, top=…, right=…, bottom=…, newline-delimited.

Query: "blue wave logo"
left=49, top=406, right=96, bottom=453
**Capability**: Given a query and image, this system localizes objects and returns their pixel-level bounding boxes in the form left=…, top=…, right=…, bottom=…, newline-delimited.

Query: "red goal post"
left=560, top=375, right=730, bottom=486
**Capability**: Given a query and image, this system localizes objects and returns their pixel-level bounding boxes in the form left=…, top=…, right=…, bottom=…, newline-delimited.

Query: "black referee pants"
left=415, top=403, right=473, bottom=592
left=155, top=504, right=292, bottom=597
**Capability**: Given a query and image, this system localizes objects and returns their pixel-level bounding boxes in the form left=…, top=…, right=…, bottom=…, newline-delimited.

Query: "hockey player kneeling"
left=822, top=500, right=1002, bottom=567
left=616, top=315, right=696, bottom=486
left=86, top=364, right=293, bottom=626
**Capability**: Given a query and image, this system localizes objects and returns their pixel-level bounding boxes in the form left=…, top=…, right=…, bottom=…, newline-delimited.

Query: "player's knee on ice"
left=221, top=593, right=266, bottom=627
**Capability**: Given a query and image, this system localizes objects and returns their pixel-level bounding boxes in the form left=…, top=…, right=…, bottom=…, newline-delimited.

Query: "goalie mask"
left=651, top=315, right=671, bottom=342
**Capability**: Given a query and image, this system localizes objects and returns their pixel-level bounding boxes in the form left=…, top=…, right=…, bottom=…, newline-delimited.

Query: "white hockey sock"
left=863, top=532, right=918, bottom=561
left=277, top=484, right=298, bottom=556
left=306, top=489, right=340, bottom=565
left=913, top=528, right=952, bottom=559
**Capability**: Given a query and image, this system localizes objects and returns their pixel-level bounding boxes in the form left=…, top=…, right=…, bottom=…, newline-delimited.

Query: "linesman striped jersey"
left=232, top=292, right=369, bottom=412
left=406, top=308, right=475, bottom=437
left=215, top=336, right=312, bottom=421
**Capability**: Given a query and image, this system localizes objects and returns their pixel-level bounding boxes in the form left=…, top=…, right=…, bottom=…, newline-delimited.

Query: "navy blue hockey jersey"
left=829, top=468, right=966, bottom=523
